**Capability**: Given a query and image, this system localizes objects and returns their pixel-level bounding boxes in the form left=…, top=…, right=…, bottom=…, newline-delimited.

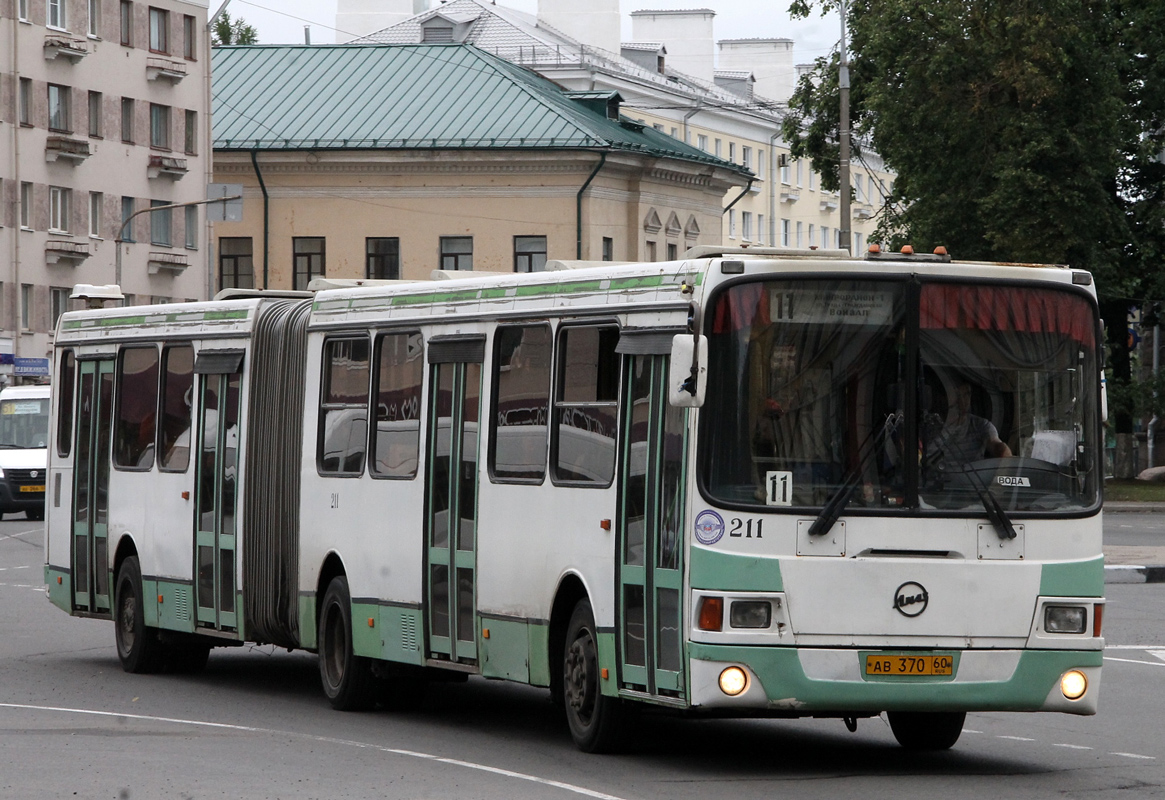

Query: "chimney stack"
left=538, top=0, right=621, bottom=55
left=630, top=9, right=716, bottom=83
left=717, top=39, right=796, bottom=103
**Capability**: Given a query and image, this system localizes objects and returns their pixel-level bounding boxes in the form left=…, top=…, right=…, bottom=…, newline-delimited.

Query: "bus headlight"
left=1060, top=669, right=1088, bottom=700
left=719, top=666, right=748, bottom=696
left=1045, top=606, right=1087, bottom=634
left=729, top=600, right=772, bottom=629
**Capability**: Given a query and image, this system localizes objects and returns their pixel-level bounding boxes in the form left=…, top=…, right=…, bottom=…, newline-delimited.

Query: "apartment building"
left=1, top=0, right=210, bottom=377
left=352, top=0, right=893, bottom=257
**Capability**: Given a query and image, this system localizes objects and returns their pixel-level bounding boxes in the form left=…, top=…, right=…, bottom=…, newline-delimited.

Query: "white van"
left=0, top=385, right=49, bottom=520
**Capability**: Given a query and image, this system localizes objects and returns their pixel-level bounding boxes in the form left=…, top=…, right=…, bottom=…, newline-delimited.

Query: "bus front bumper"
left=688, top=644, right=1102, bottom=716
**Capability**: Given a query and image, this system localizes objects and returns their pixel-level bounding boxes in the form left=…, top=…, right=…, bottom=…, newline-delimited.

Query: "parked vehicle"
left=0, top=384, right=49, bottom=520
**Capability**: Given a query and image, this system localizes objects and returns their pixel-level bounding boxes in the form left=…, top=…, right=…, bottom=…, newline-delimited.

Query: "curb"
left=1105, top=565, right=1165, bottom=584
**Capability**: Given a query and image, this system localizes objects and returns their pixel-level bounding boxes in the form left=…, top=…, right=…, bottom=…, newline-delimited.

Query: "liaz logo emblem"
left=893, top=581, right=929, bottom=617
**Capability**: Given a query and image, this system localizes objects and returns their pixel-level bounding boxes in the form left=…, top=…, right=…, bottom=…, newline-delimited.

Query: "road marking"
left=963, top=729, right=983, bottom=734
left=0, top=702, right=629, bottom=800
left=1112, top=753, right=1156, bottom=760
left=1150, top=651, right=1165, bottom=663
left=1105, top=645, right=1165, bottom=650
left=0, top=529, right=40, bottom=542
left=1054, top=744, right=1092, bottom=750
left=1104, top=656, right=1165, bottom=667
left=997, top=735, right=1035, bottom=741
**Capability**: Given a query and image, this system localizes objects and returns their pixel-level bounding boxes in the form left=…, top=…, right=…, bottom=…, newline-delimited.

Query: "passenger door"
left=71, top=359, right=115, bottom=614
left=424, top=337, right=484, bottom=664
left=617, top=353, right=687, bottom=698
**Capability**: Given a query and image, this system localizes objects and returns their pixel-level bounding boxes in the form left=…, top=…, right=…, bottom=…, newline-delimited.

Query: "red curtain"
left=920, top=284, right=1094, bottom=348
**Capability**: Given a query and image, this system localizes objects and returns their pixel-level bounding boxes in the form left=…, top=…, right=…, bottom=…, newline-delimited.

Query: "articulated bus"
left=45, top=246, right=1105, bottom=752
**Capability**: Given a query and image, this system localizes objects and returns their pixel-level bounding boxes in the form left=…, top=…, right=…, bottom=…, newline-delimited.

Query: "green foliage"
left=783, top=0, right=1160, bottom=303
left=211, top=11, right=258, bottom=46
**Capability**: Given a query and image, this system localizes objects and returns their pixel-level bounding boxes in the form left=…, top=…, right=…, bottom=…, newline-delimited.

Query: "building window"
left=121, top=97, right=134, bottom=143
left=149, top=103, right=169, bottom=149
left=21, top=183, right=33, bottom=228
left=514, top=235, right=547, bottom=273
left=47, top=0, right=65, bottom=29
left=184, top=110, right=196, bottom=154
left=219, top=237, right=254, bottom=289
left=757, top=151, right=765, bottom=181
left=20, top=285, right=32, bottom=331
left=89, top=192, right=103, bottom=237
left=491, top=324, right=552, bottom=482
left=697, top=134, right=707, bottom=151
left=294, top=237, right=325, bottom=289
left=113, top=347, right=159, bottom=470
left=366, top=237, right=399, bottom=279
left=714, top=139, right=722, bottom=158
left=18, top=0, right=28, bottom=21
left=120, top=1, right=133, bottom=45
left=854, top=173, right=864, bottom=203
left=782, top=219, right=791, bottom=247
left=121, top=196, right=135, bottom=241
left=645, top=240, right=656, bottom=261
left=50, top=187, right=71, bottom=233
left=667, top=243, right=678, bottom=260
left=552, top=325, right=619, bottom=485
left=149, top=7, right=168, bottom=53
left=370, top=331, right=423, bottom=479
left=602, top=237, right=613, bottom=261
left=48, top=84, right=70, bottom=132
left=88, top=0, right=99, bottom=36
left=796, top=159, right=803, bottom=187
left=808, top=223, right=815, bottom=246
left=796, top=220, right=803, bottom=248
left=728, top=209, right=736, bottom=239
left=439, top=236, right=472, bottom=270
left=742, top=212, right=752, bottom=241
left=88, top=91, right=102, bottom=137
left=183, top=15, right=196, bottom=59
left=19, top=78, right=31, bottom=126
left=318, top=337, right=370, bottom=475
left=757, top=214, right=765, bottom=245
left=728, top=142, right=736, bottom=163
left=821, top=226, right=829, bottom=250
left=742, top=146, right=752, bottom=170
left=854, top=231, right=863, bottom=253
left=185, top=205, right=197, bottom=249
left=51, top=288, right=70, bottom=331
left=809, top=169, right=816, bottom=191
left=780, top=159, right=791, bottom=184
left=670, top=127, right=678, bottom=138
left=150, top=200, right=171, bottom=246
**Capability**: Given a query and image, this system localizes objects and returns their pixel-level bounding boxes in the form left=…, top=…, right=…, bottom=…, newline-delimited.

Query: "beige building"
left=210, top=44, right=748, bottom=290
left=1, top=0, right=210, bottom=376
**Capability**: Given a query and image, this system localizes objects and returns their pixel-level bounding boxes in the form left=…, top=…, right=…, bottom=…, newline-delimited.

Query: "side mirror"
left=669, top=334, right=707, bottom=408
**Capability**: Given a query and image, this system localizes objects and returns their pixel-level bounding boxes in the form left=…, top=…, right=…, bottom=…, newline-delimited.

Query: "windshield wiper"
left=925, top=442, right=1017, bottom=541
left=808, top=415, right=894, bottom=538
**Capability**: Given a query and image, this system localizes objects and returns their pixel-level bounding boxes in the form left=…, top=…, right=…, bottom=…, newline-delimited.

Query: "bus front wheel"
left=114, top=556, right=165, bottom=674
left=318, top=576, right=377, bottom=711
left=887, top=711, right=966, bottom=750
left=563, top=599, right=625, bottom=753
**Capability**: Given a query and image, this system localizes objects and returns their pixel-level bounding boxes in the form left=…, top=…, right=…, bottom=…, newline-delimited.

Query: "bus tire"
left=563, top=599, right=625, bottom=753
left=318, top=576, right=377, bottom=711
left=114, top=556, right=166, bottom=674
left=887, top=711, right=966, bottom=750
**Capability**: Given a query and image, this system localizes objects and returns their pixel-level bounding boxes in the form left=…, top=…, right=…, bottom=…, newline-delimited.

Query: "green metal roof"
left=212, top=43, right=747, bottom=173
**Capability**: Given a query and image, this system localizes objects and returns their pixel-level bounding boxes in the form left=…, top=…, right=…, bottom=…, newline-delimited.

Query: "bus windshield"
left=0, top=395, right=50, bottom=449
left=702, top=279, right=1099, bottom=514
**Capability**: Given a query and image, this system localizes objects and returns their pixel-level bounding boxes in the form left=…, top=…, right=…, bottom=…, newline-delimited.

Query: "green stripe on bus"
left=1039, top=556, right=1105, bottom=597
left=45, top=566, right=71, bottom=613
left=610, top=276, right=664, bottom=290
left=688, top=645, right=1103, bottom=711
left=299, top=594, right=317, bottom=650
left=689, top=547, right=783, bottom=592
left=480, top=617, right=531, bottom=682
left=62, top=309, right=250, bottom=330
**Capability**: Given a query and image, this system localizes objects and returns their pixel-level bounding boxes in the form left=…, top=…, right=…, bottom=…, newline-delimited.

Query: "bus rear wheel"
left=318, top=576, right=377, bottom=711
left=114, top=556, right=166, bottom=674
left=562, top=599, right=625, bottom=753
left=887, top=711, right=966, bottom=750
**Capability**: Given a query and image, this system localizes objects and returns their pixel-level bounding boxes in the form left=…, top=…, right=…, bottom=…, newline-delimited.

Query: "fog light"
left=730, top=601, right=772, bottom=629
left=1061, top=669, right=1088, bottom=700
left=1045, top=606, right=1086, bottom=634
left=719, top=666, right=748, bottom=696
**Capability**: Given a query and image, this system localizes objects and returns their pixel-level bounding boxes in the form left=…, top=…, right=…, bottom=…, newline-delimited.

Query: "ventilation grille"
left=174, top=586, right=191, bottom=621
left=400, top=614, right=418, bottom=651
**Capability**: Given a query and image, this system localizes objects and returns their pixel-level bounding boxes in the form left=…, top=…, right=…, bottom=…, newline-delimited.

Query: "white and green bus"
left=44, top=247, right=1105, bottom=752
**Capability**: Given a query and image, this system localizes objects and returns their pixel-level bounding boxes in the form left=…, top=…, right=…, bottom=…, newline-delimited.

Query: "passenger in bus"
left=925, top=381, right=1011, bottom=468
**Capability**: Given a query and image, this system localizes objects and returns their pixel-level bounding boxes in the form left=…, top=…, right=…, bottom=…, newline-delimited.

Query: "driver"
left=926, top=381, right=1011, bottom=467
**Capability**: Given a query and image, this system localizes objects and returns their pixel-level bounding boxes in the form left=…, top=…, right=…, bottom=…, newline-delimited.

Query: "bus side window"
left=113, top=346, right=159, bottom=470
left=490, top=324, right=552, bottom=483
left=57, top=349, right=75, bottom=458
left=552, top=324, right=619, bottom=485
left=370, top=331, right=422, bottom=479
left=319, top=337, right=371, bottom=475
left=158, top=344, right=194, bottom=472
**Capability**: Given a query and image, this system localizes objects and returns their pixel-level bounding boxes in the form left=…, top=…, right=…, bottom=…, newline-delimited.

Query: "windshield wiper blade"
left=926, top=442, right=1017, bottom=541
left=808, top=415, right=894, bottom=538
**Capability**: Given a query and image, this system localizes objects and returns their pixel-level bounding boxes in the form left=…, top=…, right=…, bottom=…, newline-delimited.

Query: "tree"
left=211, top=11, right=258, bottom=46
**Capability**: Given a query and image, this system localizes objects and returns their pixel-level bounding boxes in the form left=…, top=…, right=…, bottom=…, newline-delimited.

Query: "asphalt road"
left=3, top=515, right=1163, bottom=800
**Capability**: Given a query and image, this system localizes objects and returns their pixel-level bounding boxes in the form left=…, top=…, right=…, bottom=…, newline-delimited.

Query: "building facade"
left=210, top=44, right=748, bottom=291
left=1, top=0, right=210, bottom=378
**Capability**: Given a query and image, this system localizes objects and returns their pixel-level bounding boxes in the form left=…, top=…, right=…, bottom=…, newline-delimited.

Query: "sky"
left=218, top=0, right=842, bottom=65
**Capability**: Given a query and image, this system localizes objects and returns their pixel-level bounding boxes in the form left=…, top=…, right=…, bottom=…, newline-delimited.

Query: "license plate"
left=865, top=654, right=954, bottom=676
left=20, top=485, right=44, bottom=493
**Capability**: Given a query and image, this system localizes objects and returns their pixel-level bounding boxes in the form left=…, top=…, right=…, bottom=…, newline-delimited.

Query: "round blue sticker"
left=694, top=509, right=725, bottom=545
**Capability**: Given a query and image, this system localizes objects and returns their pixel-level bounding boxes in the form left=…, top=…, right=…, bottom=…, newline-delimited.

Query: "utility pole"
left=838, top=0, right=852, bottom=253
